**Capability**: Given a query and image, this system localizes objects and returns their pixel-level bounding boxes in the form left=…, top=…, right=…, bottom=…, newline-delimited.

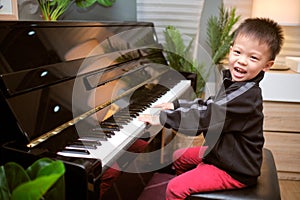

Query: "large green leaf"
left=26, top=157, right=57, bottom=179
left=97, top=0, right=116, bottom=7
left=12, top=175, right=64, bottom=199
left=75, top=0, right=116, bottom=8
left=0, top=166, right=11, bottom=200
left=75, top=0, right=97, bottom=8
left=0, top=162, right=31, bottom=199
left=163, top=26, right=208, bottom=96
left=206, top=3, right=240, bottom=65
left=0, top=158, right=65, bottom=200
left=3, top=162, right=30, bottom=194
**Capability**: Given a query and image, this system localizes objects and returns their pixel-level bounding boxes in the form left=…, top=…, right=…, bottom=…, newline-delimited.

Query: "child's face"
left=228, top=35, right=274, bottom=82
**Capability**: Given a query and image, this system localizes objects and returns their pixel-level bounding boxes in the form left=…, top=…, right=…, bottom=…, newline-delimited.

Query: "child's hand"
left=138, top=114, right=160, bottom=125
left=153, top=102, right=174, bottom=110
left=138, top=103, right=172, bottom=125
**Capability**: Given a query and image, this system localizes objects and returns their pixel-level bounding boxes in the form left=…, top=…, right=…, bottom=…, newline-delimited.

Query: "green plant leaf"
left=36, top=0, right=71, bottom=20
left=11, top=174, right=62, bottom=200
left=0, top=162, right=31, bottom=200
left=206, top=3, right=240, bottom=65
left=0, top=166, right=11, bottom=200
left=12, top=159, right=65, bottom=200
left=26, top=157, right=55, bottom=179
left=75, top=0, right=116, bottom=8
left=75, top=0, right=97, bottom=8
left=97, top=0, right=116, bottom=7
left=163, top=26, right=209, bottom=96
left=0, top=158, right=65, bottom=200
left=4, top=162, right=30, bottom=193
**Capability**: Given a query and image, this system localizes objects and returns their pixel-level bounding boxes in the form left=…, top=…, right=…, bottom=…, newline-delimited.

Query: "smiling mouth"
left=234, top=67, right=246, bottom=74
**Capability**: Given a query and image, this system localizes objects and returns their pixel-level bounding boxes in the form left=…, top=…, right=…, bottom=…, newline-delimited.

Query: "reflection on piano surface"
left=0, top=21, right=192, bottom=199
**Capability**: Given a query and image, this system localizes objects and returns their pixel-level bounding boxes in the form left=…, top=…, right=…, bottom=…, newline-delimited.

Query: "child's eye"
left=250, top=56, right=259, bottom=61
left=233, top=50, right=240, bottom=55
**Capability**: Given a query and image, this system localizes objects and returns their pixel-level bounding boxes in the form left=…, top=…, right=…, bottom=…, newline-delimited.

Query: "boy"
left=138, top=18, right=284, bottom=199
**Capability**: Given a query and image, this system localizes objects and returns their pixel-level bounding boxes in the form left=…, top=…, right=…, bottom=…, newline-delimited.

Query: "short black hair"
left=233, top=18, right=284, bottom=60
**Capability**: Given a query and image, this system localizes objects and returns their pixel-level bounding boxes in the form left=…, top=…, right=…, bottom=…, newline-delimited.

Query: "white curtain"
left=137, top=0, right=205, bottom=44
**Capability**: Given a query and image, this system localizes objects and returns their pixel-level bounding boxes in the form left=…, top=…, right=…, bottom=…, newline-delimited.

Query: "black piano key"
left=104, top=117, right=128, bottom=124
left=91, top=128, right=115, bottom=134
left=79, top=136, right=108, bottom=141
left=59, top=149, right=90, bottom=155
left=100, top=122, right=124, bottom=129
left=113, top=115, right=132, bottom=120
left=114, top=118, right=130, bottom=123
left=128, top=109, right=144, bottom=115
left=104, top=133, right=113, bottom=138
left=81, top=133, right=108, bottom=139
left=90, top=128, right=115, bottom=138
left=93, top=126, right=120, bottom=132
left=66, top=144, right=97, bottom=150
left=126, top=112, right=137, bottom=117
left=74, top=139, right=101, bottom=145
left=104, top=124, right=122, bottom=129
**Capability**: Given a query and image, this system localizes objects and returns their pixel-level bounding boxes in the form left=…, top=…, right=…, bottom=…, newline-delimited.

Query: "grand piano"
left=0, top=20, right=192, bottom=199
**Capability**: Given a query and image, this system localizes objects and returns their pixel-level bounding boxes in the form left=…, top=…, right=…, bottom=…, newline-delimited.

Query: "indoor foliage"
left=206, top=3, right=240, bottom=66
left=36, top=0, right=116, bottom=21
left=163, top=25, right=207, bottom=96
left=0, top=158, right=65, bottom=200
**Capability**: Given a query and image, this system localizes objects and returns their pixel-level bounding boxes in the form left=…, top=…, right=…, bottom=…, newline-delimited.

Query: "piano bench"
left=187, top=148, right=281, bottom=200
left=138, top=148, right=281, bottom=200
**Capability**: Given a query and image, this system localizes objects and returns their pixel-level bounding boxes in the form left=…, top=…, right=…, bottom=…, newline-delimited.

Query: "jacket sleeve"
left=159, top=81, right=260, bottom=136
left=159, top=97, right=221, bottom=136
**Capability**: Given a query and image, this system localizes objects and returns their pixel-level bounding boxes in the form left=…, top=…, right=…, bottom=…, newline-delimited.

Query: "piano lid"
left=0, top=20, right=158, bottom=74
left=0, top=20, right=160, bottom=96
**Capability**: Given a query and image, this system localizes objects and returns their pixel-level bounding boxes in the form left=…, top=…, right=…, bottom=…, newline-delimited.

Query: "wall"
left=223, top=0, right=300, bottom=64
left=137, top=0, right=300, bottom=65
left=17, top=0, right=137, bottom=21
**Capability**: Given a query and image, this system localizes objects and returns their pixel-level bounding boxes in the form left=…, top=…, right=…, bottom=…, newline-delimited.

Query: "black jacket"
left=159, top=69, right=265, bottom=186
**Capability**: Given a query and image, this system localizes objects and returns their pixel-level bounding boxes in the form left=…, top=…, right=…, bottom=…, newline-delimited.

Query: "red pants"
left=99, top=139, right=148, bottom=199
left=166, top=146, right=246, bottom=200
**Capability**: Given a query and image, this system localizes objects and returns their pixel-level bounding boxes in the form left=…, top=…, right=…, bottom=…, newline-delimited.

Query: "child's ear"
left=263, top=60, right=274, bottom=72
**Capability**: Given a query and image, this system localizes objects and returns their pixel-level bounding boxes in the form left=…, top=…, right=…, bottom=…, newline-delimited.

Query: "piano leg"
left=99, top=139, right=148, bottom=199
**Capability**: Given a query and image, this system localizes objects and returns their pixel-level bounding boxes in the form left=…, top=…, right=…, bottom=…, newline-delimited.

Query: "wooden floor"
left=279, top=179, right=300, bottom=200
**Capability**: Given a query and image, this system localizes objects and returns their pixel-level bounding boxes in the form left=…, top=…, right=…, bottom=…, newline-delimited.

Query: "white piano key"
left=57, top=80, right=191, bottom=168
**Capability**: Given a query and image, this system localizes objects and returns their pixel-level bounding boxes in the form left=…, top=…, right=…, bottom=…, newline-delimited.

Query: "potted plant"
left=162, top=4, right=240, bottom=97
left=36, top=0, right=116, bottom=21
left=0, top=158, right=65, bottom=200
left=163, top=25, right=207, bottom=97
left=204, top=3, right=240, bottom=93
left=206, top=3, right=240, bottom=70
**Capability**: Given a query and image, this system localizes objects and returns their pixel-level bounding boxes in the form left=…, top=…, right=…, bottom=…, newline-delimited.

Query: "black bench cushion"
left=187, top=148, right=281, bottom=200
left=138, top=148, right=280, bottom=200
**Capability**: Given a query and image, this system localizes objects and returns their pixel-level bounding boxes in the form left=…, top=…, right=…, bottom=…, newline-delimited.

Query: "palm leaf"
left=163, top=26, right=208, bottom=95
left=206, top=3, right=240, bottom=65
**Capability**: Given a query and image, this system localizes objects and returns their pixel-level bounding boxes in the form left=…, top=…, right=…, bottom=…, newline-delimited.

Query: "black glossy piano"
left=0, top=20, right=192, bottom=199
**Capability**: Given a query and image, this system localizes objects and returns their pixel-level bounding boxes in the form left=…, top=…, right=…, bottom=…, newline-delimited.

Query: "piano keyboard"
left=57, top=80, right=191, bottom=168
